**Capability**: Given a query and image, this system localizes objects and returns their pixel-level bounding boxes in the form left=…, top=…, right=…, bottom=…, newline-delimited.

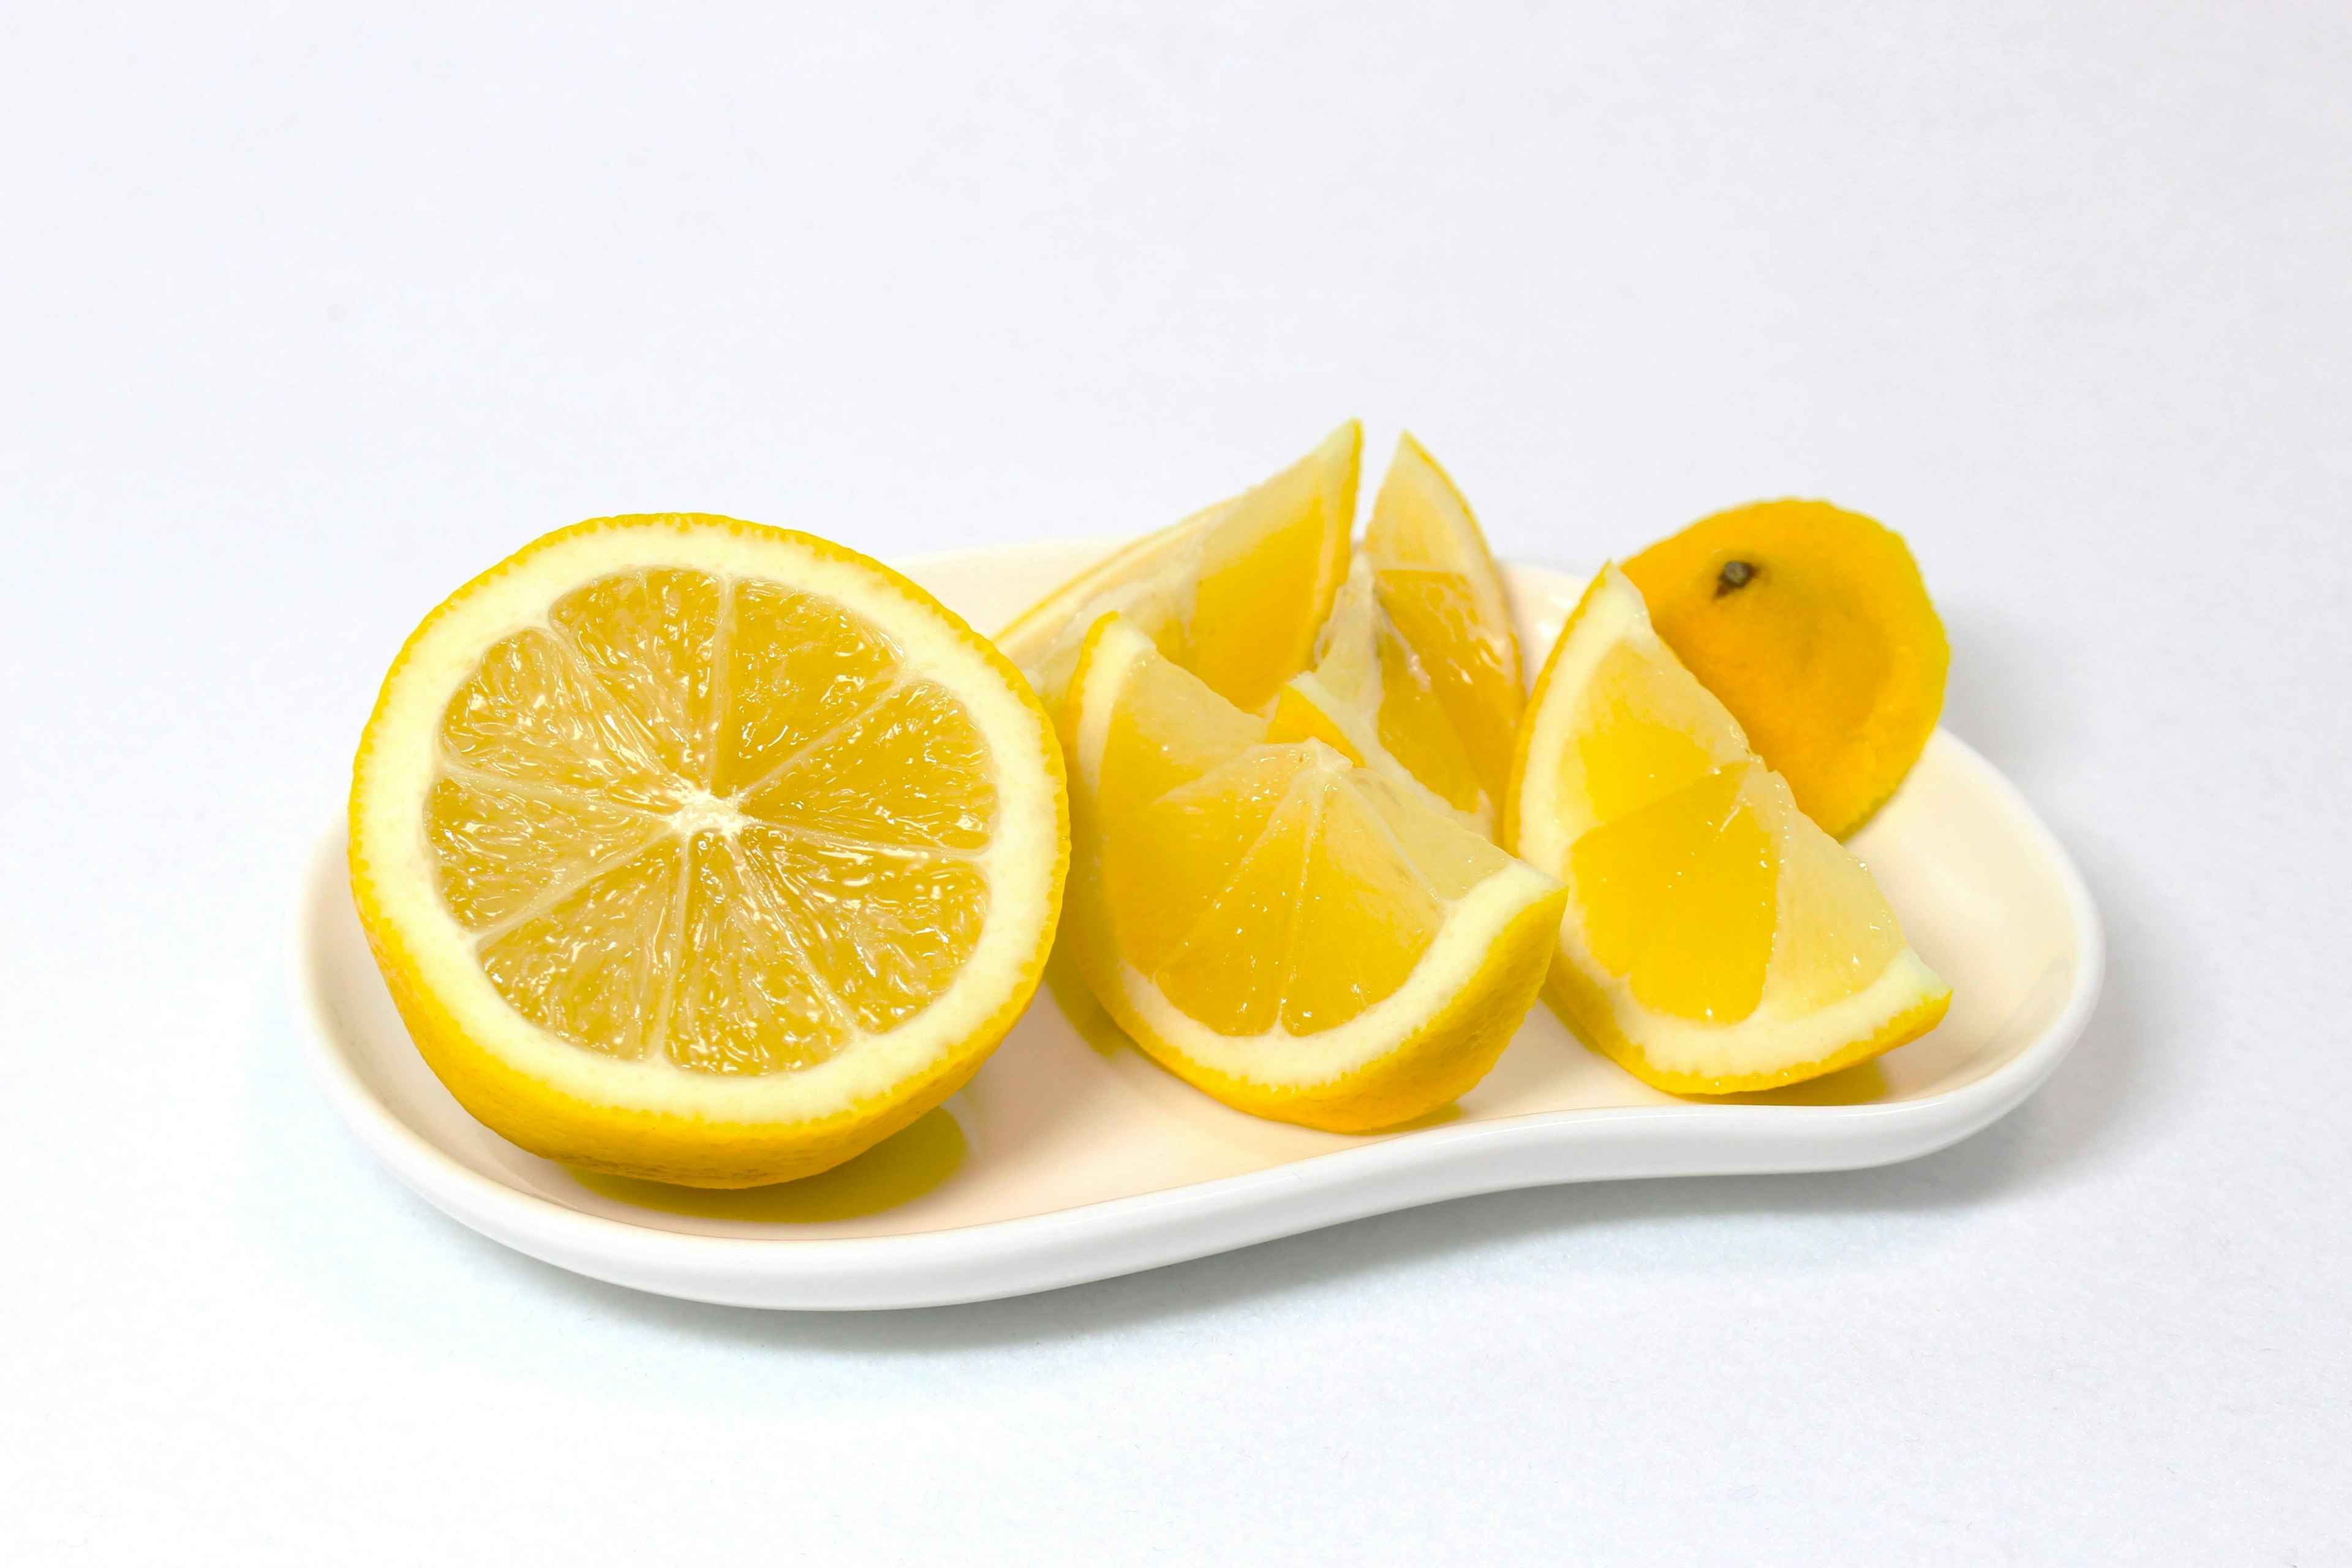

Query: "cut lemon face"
left=349, top=515, right=1067, bottom=1187
left=1063, top=614, right=1566, bottom=1132
left=1266, top=435, right=1521, bottom=834
left=1622, top=499, right=1947, bottom=839
left=1266, top=559, right=1483, bottom=827
left=997, top=423, right=1359, bottom=714
left=1506, top=565, right=1950, bottom=1094
left=1362, top=434, right=1524, bottom=817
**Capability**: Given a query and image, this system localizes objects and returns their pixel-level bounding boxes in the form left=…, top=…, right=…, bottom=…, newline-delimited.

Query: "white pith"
left=1515, top=566, right=1947, bottom=1080
left=353, top=519, right=1063, bottom=1125
left=1072, top=618, right=1559, bottom=1090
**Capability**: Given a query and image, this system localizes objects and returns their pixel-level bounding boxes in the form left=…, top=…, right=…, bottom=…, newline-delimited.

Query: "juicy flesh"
left=1550, top=613, right=1904, bottom=1025
left=1095, top=638, right=1514, bottom=1038
left=1177, top=448, right=1350, bottom=714
left=426, top=568, right=997, bottom=1074
left=1284, top=562, right=1488, bottom=824
left=1370, top=568, right=1519, bottom=815
left=1017, top=424, right=1355, bottom=714
left=1362, top=436, right=1523, bottom=824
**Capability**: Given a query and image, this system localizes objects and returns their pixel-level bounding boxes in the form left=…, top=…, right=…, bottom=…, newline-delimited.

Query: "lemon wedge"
left=1506, top=565, right=1950, bottom=1093
left=997, top=423, right=1359, bottom=713
left=1265, top=434, right=1520, bottom=834
left=1063, top=614, right=1565, bottom=1131
left=350, top=515, right=1067, bottom=1186
left=1265, top=560, right=1478, bottom=826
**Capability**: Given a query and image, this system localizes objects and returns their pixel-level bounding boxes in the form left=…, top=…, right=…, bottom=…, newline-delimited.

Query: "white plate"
left=292, top=541, right=2102, bottom=1311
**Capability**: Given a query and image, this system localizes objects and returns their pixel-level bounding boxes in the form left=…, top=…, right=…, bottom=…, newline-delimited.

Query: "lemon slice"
left=350, top=515, right=1067, bottom=1187
left=1265, top=434, right=1520, bottom=834
left=1063, top=614, right=1566, bottom=1132
left=1506, top=565, right=1950, bottom=1094
left=997, top=422, right=1359, bottom=713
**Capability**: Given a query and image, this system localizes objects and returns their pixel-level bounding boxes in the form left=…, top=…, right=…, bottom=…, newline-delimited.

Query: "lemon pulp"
left=1265, top=435, right=1521, bottom=835
left=1362, top=434, right=1523, bottom=818
left=352, top=516, right=1065, bottom=1186
left=997, top=422, right=1359, bottom=713
left=427, top=567, right=1000, bottom=1071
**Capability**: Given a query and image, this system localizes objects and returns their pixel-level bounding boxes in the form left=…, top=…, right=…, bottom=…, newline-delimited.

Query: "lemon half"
left=350, top=515, right=1067, bottom=1186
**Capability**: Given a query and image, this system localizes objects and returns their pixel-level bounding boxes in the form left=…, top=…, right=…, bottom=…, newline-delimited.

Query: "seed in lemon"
left=349, top=514, right=1068, bottom=1188
left=997, top=422, right=1359, bottom=713
left=1621, top=499, right=1947, bottom=839
left=1506, top=565, right=1950, bottom=1095
left=1063, top=613, right=1566, bottom=1133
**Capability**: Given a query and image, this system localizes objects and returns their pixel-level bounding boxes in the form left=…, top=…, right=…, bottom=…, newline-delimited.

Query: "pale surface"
left=3, top=4, right=2346, bottom=1562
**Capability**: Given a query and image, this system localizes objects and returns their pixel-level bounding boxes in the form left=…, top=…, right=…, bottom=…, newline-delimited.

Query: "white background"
left=4, top=4, right=2347, bottom=1562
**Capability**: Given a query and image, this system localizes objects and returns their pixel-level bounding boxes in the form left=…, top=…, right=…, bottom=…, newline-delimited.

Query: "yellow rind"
left=352, top=882, right=1035, bottom=1185
left=1544, top=962, right=1951, bottom=1096
left=1621, top=499, right=1948, bottom=840
left=349, top=513, right=1068, bottom=1188
left=1083, top=881, right=1566, bottom=1133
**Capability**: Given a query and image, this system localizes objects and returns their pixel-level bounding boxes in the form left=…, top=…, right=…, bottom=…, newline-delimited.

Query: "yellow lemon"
left=1506, top=565, right=1950, bottom=1095
left=349, top=515, right=1068, bottom=1187
left=997, top=423, right=1359, bottom=713
left=1621, top=499, right=1947, bottom=838
left=1063, top=614, right=1566, bottom=1132
left=1265, top=434, right=1521, bottom=834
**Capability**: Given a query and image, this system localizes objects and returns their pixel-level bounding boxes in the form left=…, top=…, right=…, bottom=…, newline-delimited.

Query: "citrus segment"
left=1509, top=565, right=1950, bottom=1094
left=1265, top=435, right=1520, bottom=835
left=1268, top=562, right=1487, bottom=827
left=351, top=515, right=1066, bottom=1186
left=478, top=834, right=687, bottom=1060
left=997, top=423, right=1359, bottom=713
left=1363, top=433, right=1525, bottom=816
left=1064, top=614, right=1564, bottom=1132
left=549, top=567, right=725, bottom=781
left=1621, top=499, right=1947, bottom=838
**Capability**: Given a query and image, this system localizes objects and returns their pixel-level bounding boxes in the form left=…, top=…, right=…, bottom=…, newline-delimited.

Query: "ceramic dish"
left=292, top=540, right=2102, bottom=1310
